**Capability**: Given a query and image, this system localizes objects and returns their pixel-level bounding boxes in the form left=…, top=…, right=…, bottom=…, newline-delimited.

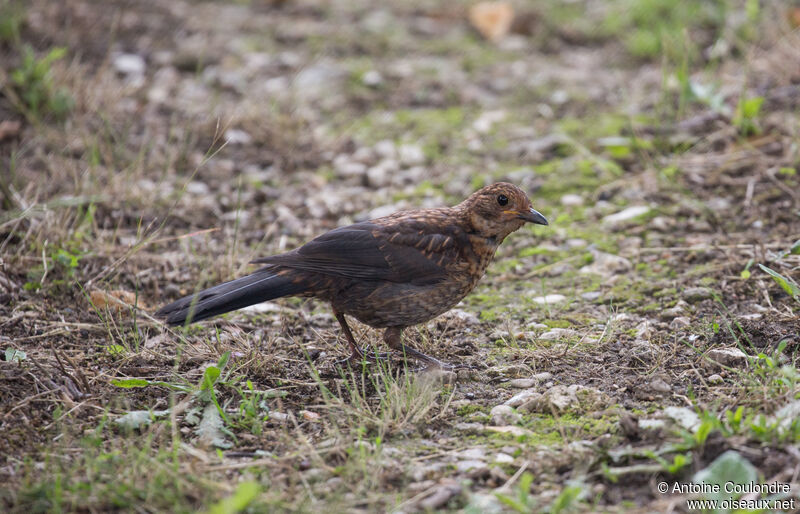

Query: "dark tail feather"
left=155, top=269, right=305, bottom=326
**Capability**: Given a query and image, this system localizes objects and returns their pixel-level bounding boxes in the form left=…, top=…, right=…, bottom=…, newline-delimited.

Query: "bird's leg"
left=334, top=310, right=365, bottom=364
left=383, top=327, right=454, bottom=370
left=333, top=310, right=389, bottom=365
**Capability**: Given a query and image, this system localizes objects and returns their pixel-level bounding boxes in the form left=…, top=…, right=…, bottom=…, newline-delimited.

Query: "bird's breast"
left=461, top=234, right=500, bottom=272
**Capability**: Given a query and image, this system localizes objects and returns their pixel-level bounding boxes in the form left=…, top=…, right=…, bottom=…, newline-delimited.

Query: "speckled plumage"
left=156, top=182, right=548, bottom=367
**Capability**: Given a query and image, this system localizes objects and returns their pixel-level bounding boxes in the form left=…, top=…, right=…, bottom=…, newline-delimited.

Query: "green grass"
left=7, top=45, right=73, bottom=121
left=11, top=429, right=214, bottom=512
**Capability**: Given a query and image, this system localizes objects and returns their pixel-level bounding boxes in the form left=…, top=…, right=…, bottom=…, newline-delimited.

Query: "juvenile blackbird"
left=156, top=182, right=548, bottom=368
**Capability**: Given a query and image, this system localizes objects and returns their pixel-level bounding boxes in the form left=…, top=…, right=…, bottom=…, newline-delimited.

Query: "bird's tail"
left=155, top=268, right=305, bottom=326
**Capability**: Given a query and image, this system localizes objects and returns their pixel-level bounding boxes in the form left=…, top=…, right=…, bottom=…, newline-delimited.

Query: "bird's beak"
left=518, top=207, right=548, bottom=225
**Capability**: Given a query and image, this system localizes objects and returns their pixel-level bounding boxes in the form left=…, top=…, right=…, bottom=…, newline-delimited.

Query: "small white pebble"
left=495, top=453, right=514, bottom=464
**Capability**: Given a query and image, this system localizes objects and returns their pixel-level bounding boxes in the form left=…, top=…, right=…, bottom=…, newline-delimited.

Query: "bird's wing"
left=252, top=221, right=463, bottom=286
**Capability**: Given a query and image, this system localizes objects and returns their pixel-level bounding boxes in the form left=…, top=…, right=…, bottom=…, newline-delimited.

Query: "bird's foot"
left=362, top=347, right=392, bottom=362
left=391, top=343, right=461, bottom=371
left=417, top=358, right=455, bottom=372
left=335, top=347, right=391, bottom=368
left=335, top=352, right=367, bottom=369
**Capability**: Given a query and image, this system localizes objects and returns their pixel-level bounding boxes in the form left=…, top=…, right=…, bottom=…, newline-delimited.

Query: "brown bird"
left=156, top=182, right=548, bottom=368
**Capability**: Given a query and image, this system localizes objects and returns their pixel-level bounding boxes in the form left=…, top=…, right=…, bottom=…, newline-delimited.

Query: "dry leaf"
left=790, top=7, right=800, bottom=28
left=89, top=289, right=140, bottom=313
left=469, top=1, right=514, bottom=43
left=300, top=410, right=321, bottom=422
left=0, top=121, right=21, bottom=142
left=196, top=403, right=232, bottom=449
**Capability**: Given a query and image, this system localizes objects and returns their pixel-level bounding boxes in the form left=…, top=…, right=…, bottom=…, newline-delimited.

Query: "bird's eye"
left=497, top=194, right=508, bottom=206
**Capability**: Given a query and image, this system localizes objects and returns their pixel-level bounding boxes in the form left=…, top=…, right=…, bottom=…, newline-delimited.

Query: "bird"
left=155, top=182, right=548, bottom=369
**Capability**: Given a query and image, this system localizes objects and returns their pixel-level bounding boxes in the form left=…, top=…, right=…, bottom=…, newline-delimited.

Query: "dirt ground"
left=1, top=0, right=800, bottom=512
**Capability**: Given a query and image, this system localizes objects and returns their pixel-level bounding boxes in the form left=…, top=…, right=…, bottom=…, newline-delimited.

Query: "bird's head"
left=461, top=182, right=548, bottom=241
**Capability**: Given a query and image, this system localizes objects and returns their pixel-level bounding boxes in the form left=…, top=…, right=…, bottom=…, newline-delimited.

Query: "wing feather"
left=252, top=221, right=462, bottom=285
